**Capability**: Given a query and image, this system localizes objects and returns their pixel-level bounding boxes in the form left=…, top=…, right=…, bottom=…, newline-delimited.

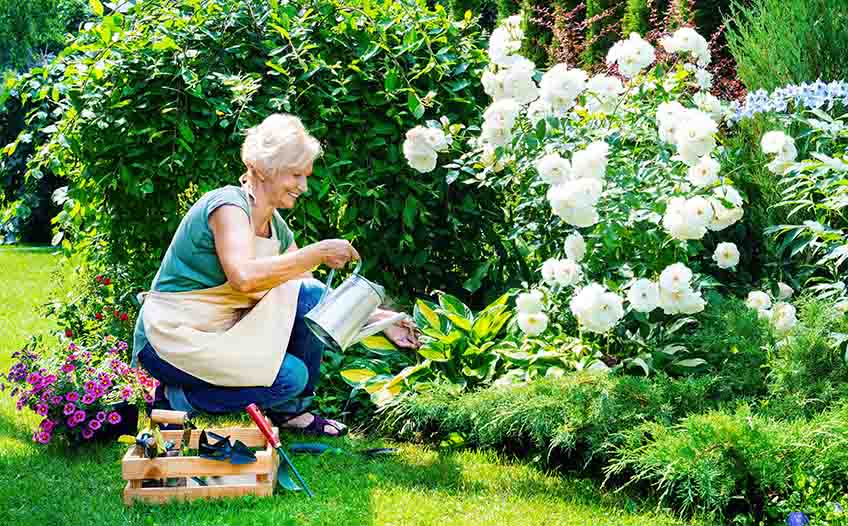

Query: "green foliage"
left=22, top=0, right=506, bottom=306
left=495, top=0, right=521, bottom=20
left=726, top=0, right=848, bottom=91
left=0, top=0, right=89, bottom=71
left=579, top=0, right=624, bottom=65
left=518, top=0, right=581, bottom=67
left=621, top=0, right=650, bottom=36
left=448, top=0, right=498, bottom=28
left=380, top=372, right=726, bottom=467
left=765, top=296, right=848, bottom=418
left=343, top=292, right=517, bottom=405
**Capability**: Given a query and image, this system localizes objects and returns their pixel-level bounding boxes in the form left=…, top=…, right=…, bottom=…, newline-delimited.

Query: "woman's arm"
left=210, top=205, right=357, bottom=293
left=286, top=241, right=314, bottom=279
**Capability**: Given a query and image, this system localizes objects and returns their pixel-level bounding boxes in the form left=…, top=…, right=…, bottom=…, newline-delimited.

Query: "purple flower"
left=50, top=396, right=62, bottom=405
left=117, top=340, right=128, bottom=351
left=81, top=393, right=95, bottom=405
left=88, top=419, right=101, bottom=431
left=44, top=374, right=57, bottom=385
left=40, top=419, right=55, bottom=432
left=35, top=431, right=51, bottom=445
left=72, top=410, right=86, bottom=424
left=81, top=351, right=91, bottom=362
left=26, top=373, right=41, bottom=385
left=96, top=411, right=107, bottom=422
left=61, top=363, right=75, bottom=374
left=84, top=381, right=96, bottom=392
left=68, top=343, right=77, bottom=351
left=120, top=387, right=133, bottom=400
left=92, top=386, right=104, bottom=398
left=35, top=403, right=48, bottom=416
left=15, top=399, right=26, bottom=411
left=63, top=402, right=76, bottom=416
left=107, top=412, right=122, bottom=425
left=65, top=391, right=79, bottom=403
left=81, top=429, right=93, bottom=440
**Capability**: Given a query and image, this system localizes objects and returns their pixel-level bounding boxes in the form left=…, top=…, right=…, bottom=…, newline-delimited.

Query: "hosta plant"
left=340, top=292, right=518, bottom=405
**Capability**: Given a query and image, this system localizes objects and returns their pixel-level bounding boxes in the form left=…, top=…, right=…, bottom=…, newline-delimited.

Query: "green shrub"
left=26, top=0, right=509, bottom=306
left=448, top=0, right=498, bottom=28
left=621, top=0, right=650, bottom=36
left=726, top=0, right=848, bottom=91
left=579, top=0, right=624, bottom=66
left=0, top=0, right=89, bottom=71
left=765, top=296, right=848, bottom=418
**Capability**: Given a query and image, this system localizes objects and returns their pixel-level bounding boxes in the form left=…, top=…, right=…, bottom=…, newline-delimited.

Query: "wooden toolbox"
left=122, top=426, right=280, bottom=505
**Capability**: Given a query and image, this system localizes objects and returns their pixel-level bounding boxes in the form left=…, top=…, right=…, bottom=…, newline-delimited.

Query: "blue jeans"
left=138, top=279, right=327, bottom=415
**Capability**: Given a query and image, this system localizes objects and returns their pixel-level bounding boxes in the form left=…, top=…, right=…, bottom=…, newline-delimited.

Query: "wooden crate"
left=122, top=427, right=279, bottom=505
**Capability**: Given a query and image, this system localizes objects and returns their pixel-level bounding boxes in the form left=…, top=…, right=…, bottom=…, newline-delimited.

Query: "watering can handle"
left=355, top=312, right=408, bottom=342
left=316, top=259, right=363, bottom=306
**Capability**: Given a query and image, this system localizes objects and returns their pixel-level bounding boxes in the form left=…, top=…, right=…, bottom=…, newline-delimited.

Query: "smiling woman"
left=131, top=113, right=420, bottom=437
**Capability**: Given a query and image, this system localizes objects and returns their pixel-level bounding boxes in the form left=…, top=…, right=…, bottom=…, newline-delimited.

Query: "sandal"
left=270, top=411, right=348, bottom=437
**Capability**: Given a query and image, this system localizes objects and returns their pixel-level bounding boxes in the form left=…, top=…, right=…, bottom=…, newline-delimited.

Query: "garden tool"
left=246, top=403, right=314, bottom=497
left=304, top=260, right=407, bottom=351
left=197, top=430, right=257, bottom=465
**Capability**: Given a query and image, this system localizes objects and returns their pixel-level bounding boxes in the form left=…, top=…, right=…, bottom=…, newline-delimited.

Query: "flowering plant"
left=3, top=334, right=155, bottom=445
left=403, top=17, right=751, bottom=375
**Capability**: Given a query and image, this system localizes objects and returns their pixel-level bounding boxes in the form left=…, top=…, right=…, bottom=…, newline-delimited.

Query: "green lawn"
left=0, top=247, right=692, bottom=526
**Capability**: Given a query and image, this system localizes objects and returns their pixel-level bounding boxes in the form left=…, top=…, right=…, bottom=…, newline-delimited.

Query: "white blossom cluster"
left=746, top=285, right=798, bottom=334
left=516, top=290, right=549, bottom=336
left=625, top=264, right=706, bottom=316
left=402, top=126, right=449, bottom=173
left=656, top=101, right=719, bottom=166
left=540, top=232, right=586, bottom=288
left=544, top=142, right=609, bottom=228
left=660, top=27, right=711, bottom=67
left=606, top=33, right=656, bottom=78
left=760, top=130, right=798, bottom=175
left=570, top=283, right=625, bottom=333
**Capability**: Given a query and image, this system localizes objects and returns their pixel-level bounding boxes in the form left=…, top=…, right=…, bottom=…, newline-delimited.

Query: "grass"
left=0, top=247, right=692, bottom=526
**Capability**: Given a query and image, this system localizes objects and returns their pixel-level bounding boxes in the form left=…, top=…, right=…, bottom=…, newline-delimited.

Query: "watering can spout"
left=355, top=313, right=408, bottom=342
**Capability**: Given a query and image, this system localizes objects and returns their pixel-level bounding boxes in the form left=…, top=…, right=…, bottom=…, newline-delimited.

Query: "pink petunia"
left=50, top=396, right=62, bottom=405
left=35, top=404, right=48, bottom=416
left=63, top=402, right=77, bottom=416
left=143, top=392, right=154, bottom=404
left=65, top=391, right=79, bottom=403
left=120, top=387, right=133, bottom=400
left=26, top=373, right=41, bottom=385
left=107, top=412, right=121, bottom=425
left=61, top=363, right=75, bottom=374
left=81, top=393, right=95, bottom=405
left=72, top=410, right=86, bottom=424
left=44, top=375, right=57, bottom=385
left=40, top=419, right=55, bottom=432
left=96, top=411, right=107, bottom=421
left=36, top=431, right=51, bottom=445
left=67, top=417, right=77, bottom=428
left=84, top=381, right=96, bottom=392
left=88, top=419, right=101, bottom=431
left=81, top=429, right=93, bottom=440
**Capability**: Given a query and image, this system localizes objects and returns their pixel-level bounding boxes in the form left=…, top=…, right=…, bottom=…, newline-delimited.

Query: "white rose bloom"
left=403, top=126, right=440, bottom=173
left=694, top=92, right=722, bottom=121
left=678, top=288, right=707, bottom=314
left=547, top=179, right=603, bottom=209
left=686, top=196, right=715, bottom=229
left=483, top=99, right=521, bottom=130
left=539, top=64, right=588, bottom=110
left=658, top=286, right=705, bottom=315
left=708, top=185, right=745, bottom=231
left=663, top=197, right=709, bottom=240
left=687, top=156, right=720, bottom=187
left=662, top=27, right=710, bottom=66
left=502, top=63, right=539, bottom=105
left=695, top=68, right=713, bottom=91
left=481, top=121, right=512, bottom=147
left=674, top=110, right=718, bottom=165
left=570, top=283, right=624, bottom=333
left=536, top=153, right=571, bottom=184
left=767, top=157, right=796, bottom=175
left=518, top=312, right=549, bottom=336
left=659, top=263, right=693, bottom=293
left=771, top=302, right=797, bottom=334
left=553, top=258, right=583, bottom=287
left=777, top=282, right=794, bottom=300
left=527, top=99, right=554, bottom=125
left=488, top=27, right=522, bottom=66
left=656, top=102, right=688, bottom=144
left=607, top=33, right=655, bottom=78
left=482, top=68, right=505, bottom=100
left=422, top=128, right=449, bottom=152
left=627, top=279, right=659, bottom=313
left=405, top=150, right=438, bottom=173
left=761, top=131, right=795, bottom=156
left=571, top=141, right=609, bottom=180
left=713, top=242, right=740, bottom=269
left=516, top=290, right=545, bottom=314
left=564, top=232, right=586, bottom=262
left=585, top=74, right=624, bottom=114
left=552, top=202, right=599, bottom=228
left=503, top=15, right=523, bottom=34
left=746, top=290, right=772, bottom=311
left=541, top=258, right=558, bottom=284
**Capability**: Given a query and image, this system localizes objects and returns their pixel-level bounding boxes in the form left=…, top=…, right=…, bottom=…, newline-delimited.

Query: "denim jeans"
left=138, top=279, right=327, bottom=415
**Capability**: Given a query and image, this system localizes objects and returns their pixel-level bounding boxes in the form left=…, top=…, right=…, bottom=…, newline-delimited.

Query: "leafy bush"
left=379, top=372, right=726, bottom=467
left=23, top=0, right=508, bottom=306
left=726, top=0, right=848, bottom=91
left=0, top=0, right=89, bottom=72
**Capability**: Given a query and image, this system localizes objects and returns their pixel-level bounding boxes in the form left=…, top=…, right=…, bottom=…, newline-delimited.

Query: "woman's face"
left=259, top=161, right=312, bottom=209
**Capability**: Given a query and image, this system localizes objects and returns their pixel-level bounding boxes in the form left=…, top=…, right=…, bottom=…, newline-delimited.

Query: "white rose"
left=713, top=242, right=740, bottom=269
left=746, top=290, right=772, bottom=311
left=772, top=302, right=797, bottom=334
left=663, top=197, right=708, bottom=240
left=570, top=283, right=624, bottom=333
left=482, top=68, right=505, bottom=100
left=687, top=156, right=720, bottom=187
left=481, top=121, right=512, bottom=147
left=527, top=99, right=554, bottom=125
left=777, top=282, right=793, bottom=300
left=541, top=258, right=558, bottom=284
left=564, top=232, right=586, bottom=262
left=767, top=157, right=796, bottom=175
left=502, top=65, right=539, bottom=105
left=571, top=141, right=609, bottom=180
left=585, top=74, right=624, bottom=114
left=627, top=279, right=659, bottom=313
left=694, top=92, right=722, bottom=121
left=607, top=33, right=655, bottom=78
left=686, top=196, right=715, bottom=229
left=761, top=131, right=795, bottom=157
left=708, top=185, right=745, bottom=231
left=539, top=65, right=588, bottom=110
left=695, top=68, right=713, bottom=91
left=480, top=145, right=505, bottom=172
left=483, top=99, right=521, bottom=130
left=660, top=263, right=693, bottom=293
left=516, top=290, right=545, bottom=314
left=678, top=288, right=707, bottom=314
left=536, top=153, right=571, bottom=184
left=422, top=128, right=449, bottom=152
left=488, top=27, right=522, bottom=66
left=518, top=312, right=549, bottom=336
left=658, top=286, right=705, bottom=315
left=553, top=258, right=583, bottom=287
left=557, top=204, right=599, bottom=228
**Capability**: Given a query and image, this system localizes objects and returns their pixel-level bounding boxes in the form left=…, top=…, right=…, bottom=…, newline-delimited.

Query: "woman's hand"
left=383, top=317, right=421, bottom=349
left=316, top=239, right=360, bottom=269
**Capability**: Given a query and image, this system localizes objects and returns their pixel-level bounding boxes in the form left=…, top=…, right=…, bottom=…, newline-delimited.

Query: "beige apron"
left=139, top=201, right=300, bottom=388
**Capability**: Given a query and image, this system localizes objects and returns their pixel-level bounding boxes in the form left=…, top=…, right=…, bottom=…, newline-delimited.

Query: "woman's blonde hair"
left=240, top=113, right=322, bottom=180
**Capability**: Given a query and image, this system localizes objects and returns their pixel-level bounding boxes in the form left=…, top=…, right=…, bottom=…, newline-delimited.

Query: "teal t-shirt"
left=131, top=185, right=294, bottom=365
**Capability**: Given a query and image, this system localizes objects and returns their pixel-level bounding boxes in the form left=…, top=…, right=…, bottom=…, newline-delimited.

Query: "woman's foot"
left=273, top=411, right=348, bottom=437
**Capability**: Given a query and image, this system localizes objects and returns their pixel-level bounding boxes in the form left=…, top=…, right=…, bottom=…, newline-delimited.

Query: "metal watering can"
left=304, top=261, right=406, bottom=351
